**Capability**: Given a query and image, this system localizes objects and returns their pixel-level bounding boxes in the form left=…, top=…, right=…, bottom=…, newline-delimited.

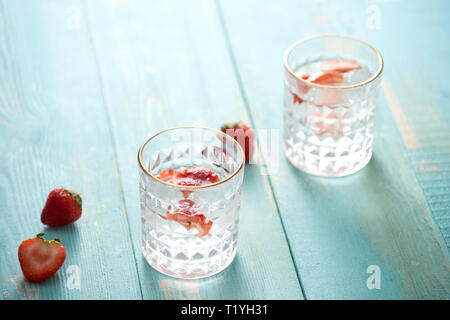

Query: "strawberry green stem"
left=36, top=233, right=61, bottom=244
left=64, top=188, right=82, bottom=209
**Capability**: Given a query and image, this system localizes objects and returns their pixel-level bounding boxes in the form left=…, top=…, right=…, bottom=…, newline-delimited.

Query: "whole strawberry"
left=41, top=188, right=82, bottom=226
left=221, top=122, right=255, bottom=163
left=18, top=233, right=66, bottom=282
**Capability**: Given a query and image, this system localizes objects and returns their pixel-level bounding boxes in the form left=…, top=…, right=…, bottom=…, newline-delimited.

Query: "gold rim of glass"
left=283, top=34, right=384, bottom=89
left=138, top=126, right=245, bottom=189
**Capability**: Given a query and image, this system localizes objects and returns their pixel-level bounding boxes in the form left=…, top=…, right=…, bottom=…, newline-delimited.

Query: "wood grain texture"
left=218, top=0, right=450, bottom=299
left=0, top=0, right=142, bottom=299
left=357, top=0, right=450, bottom=251
left=83, top=0, right=302, bottom=299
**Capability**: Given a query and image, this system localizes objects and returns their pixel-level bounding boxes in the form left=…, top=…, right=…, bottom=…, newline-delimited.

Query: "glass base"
left=142, top=229, right=238, bottom=279
left=284, top=140, right=372, bottom=177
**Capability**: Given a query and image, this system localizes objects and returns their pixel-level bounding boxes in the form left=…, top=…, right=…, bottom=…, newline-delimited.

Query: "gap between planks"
left=214, top=0, right=307, bottom=300
left=82, top=0, right=144, bottom=300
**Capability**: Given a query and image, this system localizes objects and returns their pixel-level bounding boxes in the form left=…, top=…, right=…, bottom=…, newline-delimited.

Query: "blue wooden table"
left=0, top=0, right=449, bottom=300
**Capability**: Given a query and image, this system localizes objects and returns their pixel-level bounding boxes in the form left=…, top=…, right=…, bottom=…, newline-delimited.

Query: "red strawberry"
left=18, top=233, right=66, bottom=283
left=162, top=200, right=213, bottom=237
left=320, top=59, right=361, bottom=74
left=41, top=188, right=82, bottom=226
left=221, top=122, right=255, bottom=163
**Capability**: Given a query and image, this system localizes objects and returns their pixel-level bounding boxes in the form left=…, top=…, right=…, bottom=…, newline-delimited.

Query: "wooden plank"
left=218, top=0, right=450, bottom=299
left=315, top=0, right=450, bottom=250
left=371, top=1, right=450, bottom=250
left=84, top=0, right=303, bottom=299
left=0, top=0, right=142, bottom=299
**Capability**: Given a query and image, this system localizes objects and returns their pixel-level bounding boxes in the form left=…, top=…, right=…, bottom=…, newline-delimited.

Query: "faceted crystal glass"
left=138, top=126, right=245, bottom=279
left=283, top=34, right=383, bottom=177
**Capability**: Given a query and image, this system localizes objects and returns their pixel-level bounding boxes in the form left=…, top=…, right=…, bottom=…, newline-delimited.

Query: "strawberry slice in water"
left=155, top=167, right=219, bottom=236
left=296, top=73, right=311, bottom=96
left=157, top=167, right=219, bottom=186
left=310, top=111, right=334, bottom=136
left=180, top=167, right=220, bottom=185
left=316, top=90, right=341, bottom=108
left=289, top=89, right=304, bottom=104
left=301, top=73, right=310, bottom=80
left=156, top=169, right=186, bottom=184
left=311, top=72, right=344, bottom=86
left=163, top=200, right=213, bottom=237
left=293, top=93, right=304, bottom=104
left=177, top=177, right=202, bottom=198
left=156, top=167, right=220, bottom=198
left=310, top=111, right=346, bottom=137
left=320, top=59, right=361, bottom=74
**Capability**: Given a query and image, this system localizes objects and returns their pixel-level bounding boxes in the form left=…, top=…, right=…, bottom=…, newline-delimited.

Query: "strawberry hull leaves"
left=65, top=189, right=82, bottom=208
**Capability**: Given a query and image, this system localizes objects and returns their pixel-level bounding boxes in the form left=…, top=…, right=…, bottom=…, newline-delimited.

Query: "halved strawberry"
left=162, top=200, right=212, bottom=237
left=320, top=59, right=361, bottom=74
left=311, top=72, right=344, bottom=86
left=221, top=122, right=255, bottom=163
left=18, top=233, right=66, bottom=283
left=41, top=188, right=82, bottom=226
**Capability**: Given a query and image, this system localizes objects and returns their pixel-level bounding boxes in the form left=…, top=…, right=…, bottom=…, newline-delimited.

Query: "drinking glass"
left=138, top=126, right=245, bottom=279
left=283, top=34, right=383, bottom=176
